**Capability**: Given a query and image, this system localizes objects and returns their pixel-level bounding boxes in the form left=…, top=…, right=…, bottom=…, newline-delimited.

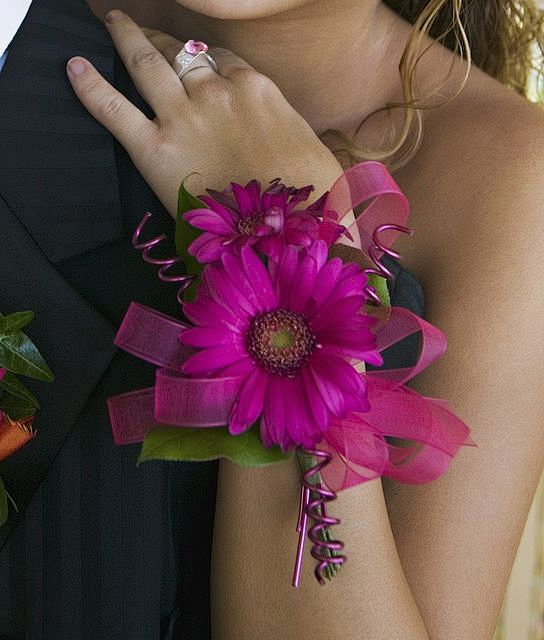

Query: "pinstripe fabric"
left=0, top=0, right=425, bottom=637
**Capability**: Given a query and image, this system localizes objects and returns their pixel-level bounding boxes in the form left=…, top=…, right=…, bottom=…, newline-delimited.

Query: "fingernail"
left=106, top=9, right=124, bottom=23
left=67, top=57, right=87, bottom=77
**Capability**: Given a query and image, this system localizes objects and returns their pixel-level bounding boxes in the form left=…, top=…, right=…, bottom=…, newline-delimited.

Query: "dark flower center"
left=237, top=212, right=265, bottom=236
left=245, top=309, right=317, bottom=377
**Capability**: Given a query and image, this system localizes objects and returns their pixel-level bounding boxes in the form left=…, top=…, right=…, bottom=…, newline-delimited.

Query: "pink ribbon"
left=108, top=161, right=474, bottom=493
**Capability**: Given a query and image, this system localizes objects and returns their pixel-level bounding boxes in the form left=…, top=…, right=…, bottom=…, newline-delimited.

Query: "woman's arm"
left=211, top=458, right=429, bottom=640
left=381, top=98, right=544, bottom=639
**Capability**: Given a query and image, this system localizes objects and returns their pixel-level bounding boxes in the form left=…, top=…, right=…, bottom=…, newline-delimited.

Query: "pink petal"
left=240, top=244, right=277, bottom=308
left=231, top=182, right=256, bottom=216
left=310, top=295, right=365, bottom=333
left=314, top=349, right=369, bottom=412
left=205, top=263, right=258, bottom=316
left=181, top=343, right=247, bottom=376
left=306, top=239, right=328, bottom=271
left=282, top=376, right=320, bottom=449
left=198, top=195, right=238, bottom=225
left=261, top=375, right=287, bottom=449
left=184, top=209, right=236, bottom=235
left=220, top=252, right=268, bottom=313
left=215, top=358, right=255, bottom=377
left=254, top=234, right=284, bottom=260
left=229, top=367, right=268, bottom=435
left=188, top=232, right=227, bottom=263
left=287, top=252, right=317, bottom=312
left=182, top=296, right=247, bottom=333
left=274, top=243, right=298, bottom=307
left=301, top=365, right=330, bottom=430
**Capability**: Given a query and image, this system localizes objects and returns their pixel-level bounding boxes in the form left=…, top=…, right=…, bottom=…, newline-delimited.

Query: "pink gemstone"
left=184, top=40, right=209, bottom=55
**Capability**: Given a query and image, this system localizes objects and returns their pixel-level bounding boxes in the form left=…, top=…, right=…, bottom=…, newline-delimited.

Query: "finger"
left=66, top=56, right=157, bottom=157
left=104, top=10, right=188, bottom=115
left=140, top=27, right=185, bottom=66
left=207, top=47, right=260, bottom=81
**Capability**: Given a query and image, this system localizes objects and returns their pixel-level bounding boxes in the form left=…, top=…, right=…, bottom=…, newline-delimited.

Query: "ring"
left=172, top=40, right=218, bottom=80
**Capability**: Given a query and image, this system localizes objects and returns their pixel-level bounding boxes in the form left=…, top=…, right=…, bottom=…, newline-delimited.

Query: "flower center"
left=246, top=309, right=317, bottom=377
left=237, top=212, right=265, bottom=236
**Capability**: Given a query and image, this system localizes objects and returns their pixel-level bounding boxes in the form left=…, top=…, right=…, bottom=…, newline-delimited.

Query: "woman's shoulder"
left=392, top=64, right=544, bottom=275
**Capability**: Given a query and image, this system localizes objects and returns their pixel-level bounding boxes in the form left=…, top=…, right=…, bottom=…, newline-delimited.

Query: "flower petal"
left=274, top=243, right=298, bottom=307
left=229, top=367, right=267, bottom=435
left=261, top=375, right=287, bottom=449
left=220, top=252, right=268, bottom=313
left=188, top=232, right=227, bottom=263
left=198, top=194, right=239, bottom=224
left=231, top=182, right=256, bottom=216
left=181, top=344, right=247, bottom=376
left=205, top=263, right=258, bottom=316
left=287, top=252, right=317, bottom=312
left=310, top=295, right=365, bottom=332
left=184, top=208, right=236, bottom=235
left=240, top=244, right=277, bottom=308
left=182, top=295, right=247, bottom=333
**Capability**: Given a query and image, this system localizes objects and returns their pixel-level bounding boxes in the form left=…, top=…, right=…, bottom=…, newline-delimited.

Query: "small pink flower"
left=184, top=178, right=345, bottom=263
left=178, top=241, right=382, bottom=451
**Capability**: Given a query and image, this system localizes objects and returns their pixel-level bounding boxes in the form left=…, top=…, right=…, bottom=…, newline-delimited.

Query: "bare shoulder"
left=392, top=63, right=544, bottom=278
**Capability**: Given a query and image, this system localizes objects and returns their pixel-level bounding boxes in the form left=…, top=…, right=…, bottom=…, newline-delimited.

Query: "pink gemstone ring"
left=172, top=40, right=218, bottom=80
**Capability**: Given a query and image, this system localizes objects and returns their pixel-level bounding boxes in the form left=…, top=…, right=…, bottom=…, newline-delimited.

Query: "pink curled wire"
left=132, top=212, right=196, bottom=305
left=293, top=448, right=346, bottom=587
left=362, top=222, right=414, bottom=305
left=293, top=222, right=414, bottom=587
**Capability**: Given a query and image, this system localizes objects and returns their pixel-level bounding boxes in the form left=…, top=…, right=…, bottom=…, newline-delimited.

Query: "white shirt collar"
left=0, top=0, right=33, bottom=55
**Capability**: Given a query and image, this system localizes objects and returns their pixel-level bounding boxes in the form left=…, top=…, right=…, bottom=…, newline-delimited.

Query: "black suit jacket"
left=0, top=0, right=219, bottom=637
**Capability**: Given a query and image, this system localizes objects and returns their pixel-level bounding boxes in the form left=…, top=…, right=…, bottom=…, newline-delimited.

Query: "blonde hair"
left=321, top=0, right=544, bottom=171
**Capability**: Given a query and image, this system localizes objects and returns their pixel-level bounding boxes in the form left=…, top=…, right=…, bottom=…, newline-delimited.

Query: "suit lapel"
left=0, top=0, right=125, bottom=264
left=0, top=0, right=122, bottom=548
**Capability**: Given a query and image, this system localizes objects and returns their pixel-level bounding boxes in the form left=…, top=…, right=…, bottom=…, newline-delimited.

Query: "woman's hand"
left=65, top=9, right=344, bottom=218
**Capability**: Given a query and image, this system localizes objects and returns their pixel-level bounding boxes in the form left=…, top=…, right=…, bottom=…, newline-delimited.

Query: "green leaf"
left=0, top=332, right=54, bottom=382
left=0, top=477, right=8, bottom=527
left=138, top=422, right=293, bottom=467
left=367, top=273, right=391, bottom=308
left=0, top=392, right=36, bottom=420
left=176, top=175, right=207, bottom=272
left=0, top=311, right=34, bottom=334
left=0, top=371, right=40, bottom=409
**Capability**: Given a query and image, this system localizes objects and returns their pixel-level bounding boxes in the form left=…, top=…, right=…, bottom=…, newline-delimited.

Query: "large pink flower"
left=184, top=178, right=345, bottom=263
left=178, top=241, right=383, bottom=451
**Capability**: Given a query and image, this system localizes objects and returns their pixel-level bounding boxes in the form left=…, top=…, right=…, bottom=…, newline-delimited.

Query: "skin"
left=69, top=1, right=544, bottom=638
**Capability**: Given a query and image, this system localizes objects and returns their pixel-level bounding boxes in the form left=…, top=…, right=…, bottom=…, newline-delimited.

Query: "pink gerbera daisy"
left=184, top=178, right=345, bottom=263
left=178, top=241, right=383, bottom=451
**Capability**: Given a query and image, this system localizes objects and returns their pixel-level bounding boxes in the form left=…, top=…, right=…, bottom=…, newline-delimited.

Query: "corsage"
left=107, top=161, right=475, bottom=586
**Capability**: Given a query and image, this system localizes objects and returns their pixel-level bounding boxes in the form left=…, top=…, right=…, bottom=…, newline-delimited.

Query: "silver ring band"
left=173, top=45, right=218, bottom=80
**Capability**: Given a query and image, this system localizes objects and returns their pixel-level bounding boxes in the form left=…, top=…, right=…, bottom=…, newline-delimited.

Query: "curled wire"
left=132, top=212, right=197, bottom=305
left=362, top=223, right=413, bottom=305
left=293, top=448, right=346, bottom=587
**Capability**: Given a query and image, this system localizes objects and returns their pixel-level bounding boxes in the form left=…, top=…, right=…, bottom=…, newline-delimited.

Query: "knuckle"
left=97, top=93, right=124, bottom=119
left=130, top=47, right=163, bottom=71
left=232, top=68, right=276, bottom=96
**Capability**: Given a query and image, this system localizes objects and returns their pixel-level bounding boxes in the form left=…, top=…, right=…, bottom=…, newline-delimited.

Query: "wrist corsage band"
left=107, top=161, right=475, bottom=586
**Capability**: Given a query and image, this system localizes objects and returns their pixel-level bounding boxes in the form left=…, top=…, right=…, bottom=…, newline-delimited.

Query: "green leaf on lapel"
left=0, top=393, right=37, bottom=421
left=0, top=371, right=40, bottom=409
left=0, top=332, right=54, bottom=382
left=176, top=175, right=208, bottom=302
left=367, top=273, right=391, bottom=308
left=0, top=477, right=8, bottom=527
left=138, top=423, right=293, bottom=467
left=0, top=311, right=34, bottom=333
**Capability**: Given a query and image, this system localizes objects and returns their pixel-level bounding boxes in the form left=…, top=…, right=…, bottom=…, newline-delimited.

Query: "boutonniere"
left=0, top=311, right=54, bottom=527
left=108, top=161, right=475, bottom=586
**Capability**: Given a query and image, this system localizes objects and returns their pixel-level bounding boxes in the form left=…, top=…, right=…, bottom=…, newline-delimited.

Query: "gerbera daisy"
left=184, top=178, right=345, bottom=263
left=178, top=241, right=383, bottom=451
